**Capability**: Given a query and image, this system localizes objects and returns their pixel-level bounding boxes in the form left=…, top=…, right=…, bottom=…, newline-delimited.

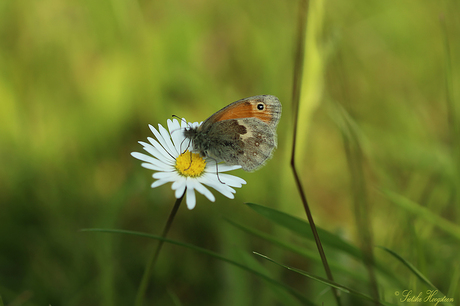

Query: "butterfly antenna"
left=170, top=115, right=189, bottom=136
left=172, top=115, right=188, bottom=125
left=179, top=137, right=192, bottom=156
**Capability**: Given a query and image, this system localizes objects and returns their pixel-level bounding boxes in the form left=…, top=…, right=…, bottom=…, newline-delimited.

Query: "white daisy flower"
left=131, top=119, right=247, bottom=209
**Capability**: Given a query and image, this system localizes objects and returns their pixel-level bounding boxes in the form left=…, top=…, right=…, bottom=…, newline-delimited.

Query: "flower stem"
left=135, top=190, right=185, bottom=306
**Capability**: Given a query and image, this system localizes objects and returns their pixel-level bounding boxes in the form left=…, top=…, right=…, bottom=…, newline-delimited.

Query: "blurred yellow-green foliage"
left=1, top=0, right=459, bottom=305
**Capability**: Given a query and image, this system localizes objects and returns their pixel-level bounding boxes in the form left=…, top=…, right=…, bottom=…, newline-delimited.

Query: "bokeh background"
left=1, top=0, right=459, bottom=305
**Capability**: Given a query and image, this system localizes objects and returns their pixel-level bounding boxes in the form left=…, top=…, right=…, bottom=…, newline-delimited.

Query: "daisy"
left=131, top=118, right=247, bottom=209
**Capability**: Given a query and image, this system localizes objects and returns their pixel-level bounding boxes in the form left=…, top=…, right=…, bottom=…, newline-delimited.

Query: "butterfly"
left=183, top=95, right=281, bottom=171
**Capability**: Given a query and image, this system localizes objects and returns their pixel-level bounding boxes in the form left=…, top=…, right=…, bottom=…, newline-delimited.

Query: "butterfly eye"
left=257, top=103, right=265, bottom=110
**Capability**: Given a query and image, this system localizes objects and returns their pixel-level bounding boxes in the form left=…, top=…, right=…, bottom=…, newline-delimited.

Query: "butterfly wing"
left=194, top=95, right=281, bottom=172
left=230, top=117, right=278, bottom=171
left=204, top=118, right=278, bottom=172
left=201, top=95, right=281, bottom=131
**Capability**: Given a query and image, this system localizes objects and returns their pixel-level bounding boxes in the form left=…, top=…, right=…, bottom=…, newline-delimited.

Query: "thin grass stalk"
left=290, top=0, right=341, bottom=304
left=135, top=191, right=185, bottom=306
left=440, top=16, right=460, bottom=218
left=85, top=228, right=315, bottom=305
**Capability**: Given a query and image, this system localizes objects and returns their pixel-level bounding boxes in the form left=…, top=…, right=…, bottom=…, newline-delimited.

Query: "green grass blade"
left=237, top=250, right=304, bottom=306
left=245, top=203, right=404, bottom=287
left=0, top=294, right=3, bottom=306
left=167, top=289, right=183, bottom=306
left=377, top=246, right=437, bottom=289
left=81, top=228, right=315, bottom=306
left=254, top=252, right=397, bottom=306
left=225, top=217, right=369, bottom=283
left=381, top=189, right=460, bottom=240
left=225, top=217, right=319, bottom=259
left=446, top=263, right=459, bottom=300
left=377, top=246, right=455, bottom=306
left=246, top=203, right=362, bottom=258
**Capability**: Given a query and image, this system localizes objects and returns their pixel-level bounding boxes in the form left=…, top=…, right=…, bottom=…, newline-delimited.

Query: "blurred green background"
left=1, top=0, right=459, bottom=305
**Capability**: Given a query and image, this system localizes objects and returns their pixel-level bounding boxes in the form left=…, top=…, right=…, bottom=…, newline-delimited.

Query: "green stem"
left=135, top=190, right=185, bottom=306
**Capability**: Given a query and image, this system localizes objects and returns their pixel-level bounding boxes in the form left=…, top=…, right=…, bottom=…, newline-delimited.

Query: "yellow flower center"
left=175, top=151, right=206, bottom=177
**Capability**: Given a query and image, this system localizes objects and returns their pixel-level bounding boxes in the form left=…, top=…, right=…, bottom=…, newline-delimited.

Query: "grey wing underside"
left=207, top=118, right=277, bottom=172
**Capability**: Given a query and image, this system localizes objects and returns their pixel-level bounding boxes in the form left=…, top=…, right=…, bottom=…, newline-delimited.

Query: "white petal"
left=153, top=171, right=178, bottom=181
left=171, top=176, right=186, bottom=190
left=131, top=152, right=171, bottom=169
left=190, top=179, right=215, bottom=202
left=201, top=177, right=236, bottom=199
left=211, top=184, right=236, bottom=199
left=198, top=172, right=220, bottom=185
left=204, top=160, right=218, bottom=172
left=144, top=138, right=176, bottom=163
left=149, top=124, right=176, bottom=158
left=168, top=119, right=186, bottom=153
left=180, top=138, right=193, bottom=155
left=131, top=152, right=160, bottom=164
left=141, top=162, right=170, bottom=172
left=167, top=118, right=181, bottom=131
left=175, top=183, right=186, bottom=199
left=151, top=179, right=170, bottom=188
left=216, top=164, right=242, bottom=172
left=218, top=173, right=247, bottom=187
left=205, top=161, right=241, bottom=173
left=185, top=186, right=196, bottom=209
left=158, top=123, right=178, bottom=156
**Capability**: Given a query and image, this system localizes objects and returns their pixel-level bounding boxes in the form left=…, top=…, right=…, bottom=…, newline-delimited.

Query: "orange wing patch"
left=214, top=102, right=272, bottom=124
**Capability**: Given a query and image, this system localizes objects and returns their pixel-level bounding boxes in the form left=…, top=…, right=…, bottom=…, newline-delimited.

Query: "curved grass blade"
left=237, top=249, right=304, bottom=306
left=380, top=189, right=460, bottom=240
left=446, top=263, right=459, bottom=300
left=167, top=289, right=183, bottom=306
left=246, top=203, right=401, bottom=286
left=246, top=203, right=361, bottom=258
left=254, top=252, right=397, bottom=306
left=377, top=246, right=437, bottom=290
left=81, top=228, right=315, bottom=306
left=377, top=246, right=455, bottom=306
left=225, top=218, right=368, bottom=283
